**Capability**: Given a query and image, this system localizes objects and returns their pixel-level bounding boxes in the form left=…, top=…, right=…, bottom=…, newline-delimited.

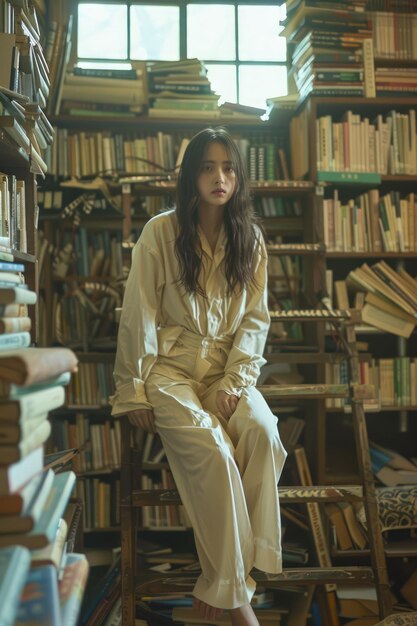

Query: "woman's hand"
left=126, top=408, right=156, bottom=433
left=216, top=390, right=239, bottom=419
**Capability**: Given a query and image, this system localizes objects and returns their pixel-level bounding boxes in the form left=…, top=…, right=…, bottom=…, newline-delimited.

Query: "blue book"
left=0, top=471, right=76, bottom=550
left=0, top=262, right=25, bottom=271
left=0, top=545, right=31, bottom=626
left=14, top=565, right=61, bottom=626
left=59, top=553, right=89, bottom=626
left=0, top=331, right=31, bottom=351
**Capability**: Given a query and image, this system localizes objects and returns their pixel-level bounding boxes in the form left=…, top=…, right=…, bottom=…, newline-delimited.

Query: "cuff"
left=109, top=379, right=152, bottom=415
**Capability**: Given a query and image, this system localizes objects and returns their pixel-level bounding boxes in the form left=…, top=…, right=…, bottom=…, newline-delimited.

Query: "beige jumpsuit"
left=110, top=209, right=287, bottom=609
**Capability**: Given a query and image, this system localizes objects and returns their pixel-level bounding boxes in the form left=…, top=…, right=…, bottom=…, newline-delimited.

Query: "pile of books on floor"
left=282, top=0, right=372, bottom=100
left=147, top=58, right=221, bottom=119
left=0, top=344, right=89, bottom=625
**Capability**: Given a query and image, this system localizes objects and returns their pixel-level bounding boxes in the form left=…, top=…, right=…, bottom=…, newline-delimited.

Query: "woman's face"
left=196, top=141, right=236, bottom=211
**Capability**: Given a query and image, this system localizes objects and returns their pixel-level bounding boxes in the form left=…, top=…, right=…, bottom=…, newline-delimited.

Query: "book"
left=0, top=316, right=31, bottom=334
left=59, top=552, right=89, bottom=626
left=0, top=371, right=71, bottom=400
left=293, top=446, right=336, bottom=593
left=400, top=568, right=417, bottom=610
left=370, top=443, right=417, bottom=486
left=0, top=331, right=31, bottom=351
left=0, top=445, right=43, bottom=495
left=0, top=287, right=36, bottom=304
left=324, top=502, right=354, bottom=550
left=363, top=292, right=416, bottom=326
left=0, top=545, right=31, bottom=626
left=338, top=502, right=367, bottom=550
left=31, top=517, right=68, bottom=569
left=0, top=470, right=76, bottom=549
left=62, top=499, right=83, bottom=553
left=0, top=385, right=66, bottom=421
left=0, top=467, right=46, bottom=515
left=14, top=564, right=61, bottom=626
left=0, top=419, right=51, bottom=464
left=81, top=552, right=121, bottom=625
left=360, top=302, right=414, bottom=338
left=0, top=468, right=54, bottom=534
left=0, top=347, right=78, bottom=386
left=0, top=115, right=30, bottom=151
left=336, top=585, right=379, bottom=618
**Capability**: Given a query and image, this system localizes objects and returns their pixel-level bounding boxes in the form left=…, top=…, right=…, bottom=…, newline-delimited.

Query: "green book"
left=317, top=171, right=381, bottom=184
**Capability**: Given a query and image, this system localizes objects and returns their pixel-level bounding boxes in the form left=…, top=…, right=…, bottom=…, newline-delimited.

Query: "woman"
left=111, top=127, right=287, bottom=626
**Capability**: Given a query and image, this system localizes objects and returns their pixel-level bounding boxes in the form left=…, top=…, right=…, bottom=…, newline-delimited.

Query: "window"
left=76, top=1, right=287, bottom=108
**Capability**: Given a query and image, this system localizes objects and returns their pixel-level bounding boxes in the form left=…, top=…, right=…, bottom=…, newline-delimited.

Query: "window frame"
left=75, top=0, right=286, bottom=104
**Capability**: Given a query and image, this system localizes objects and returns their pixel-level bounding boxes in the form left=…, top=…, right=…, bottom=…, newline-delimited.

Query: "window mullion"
left=234, top=1, right=239, bottom=102
left=180, top=2, right=187, bottom=58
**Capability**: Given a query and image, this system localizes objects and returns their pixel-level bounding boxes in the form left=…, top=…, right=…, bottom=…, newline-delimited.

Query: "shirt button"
left=202, top=339, right=209, bottom=347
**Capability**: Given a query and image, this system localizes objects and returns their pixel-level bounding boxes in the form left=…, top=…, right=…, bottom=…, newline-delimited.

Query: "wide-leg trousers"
left=145, top=330, right=287, bottom=610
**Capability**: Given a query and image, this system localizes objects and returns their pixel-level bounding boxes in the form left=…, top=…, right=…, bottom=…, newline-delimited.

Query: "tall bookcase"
left=40, top=116, right=308, bottom=556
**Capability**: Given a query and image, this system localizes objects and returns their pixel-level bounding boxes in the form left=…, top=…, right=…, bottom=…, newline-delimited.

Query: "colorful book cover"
left=0, top=545, right=31, bottom=626
left=14, top=564, right=61, bottom=626
left=59, top=553, right=89, bottom=626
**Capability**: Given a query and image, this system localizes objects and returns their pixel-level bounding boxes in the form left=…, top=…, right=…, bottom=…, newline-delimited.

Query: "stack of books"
left=60, top=63, right=148, bottom=118
left=0, top=0, right=55, bottom=176
left=346, top=260, right=417, bottom=338
left=0, top=345, right=89, bottom=625
left=282, top=0, right=372, bottom=99
left=147, top=58, right=221, bottom=119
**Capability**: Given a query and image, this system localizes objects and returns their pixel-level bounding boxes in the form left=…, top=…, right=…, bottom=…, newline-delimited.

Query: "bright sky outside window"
left=76, top=2, right=287, bottom=108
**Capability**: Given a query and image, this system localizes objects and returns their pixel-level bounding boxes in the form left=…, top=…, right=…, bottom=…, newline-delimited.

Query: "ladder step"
left=269, top=309, right=351, bottom=320
left=135, top=566, right=374, bottom=596
left=267, top=243, right=325, bottom=255
left=258, top=383, right=375, bottom=400
left=130, top=485, right=364, bottom=507
left=259, top=383, right=349, bottom=399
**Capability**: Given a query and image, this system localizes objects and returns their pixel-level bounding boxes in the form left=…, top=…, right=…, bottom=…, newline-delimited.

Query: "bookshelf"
left=286, top=95, right=417, bottom=486
left=0, top=1, right=89, bottom=625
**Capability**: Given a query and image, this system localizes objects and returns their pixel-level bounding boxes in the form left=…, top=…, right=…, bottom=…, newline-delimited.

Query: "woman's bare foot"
left=193, top=598, right=224, bottom=622
left=230, top=603, right=260, bottom=626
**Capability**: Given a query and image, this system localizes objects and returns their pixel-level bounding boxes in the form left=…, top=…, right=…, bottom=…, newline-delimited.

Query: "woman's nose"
left=214, top=168, right=225, bottom=182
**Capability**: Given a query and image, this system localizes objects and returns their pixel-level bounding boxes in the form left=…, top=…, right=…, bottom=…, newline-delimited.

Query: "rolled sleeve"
left=110, top=239, right=163, bottom=416
left=219, top=238, right=270, bottom=395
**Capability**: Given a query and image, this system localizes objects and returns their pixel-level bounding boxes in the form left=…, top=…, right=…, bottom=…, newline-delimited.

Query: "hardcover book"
left=0, top=545, right=31, bottom=626
left=14, top=564, right=61, bottom=626
left=0, top=347, right=78, bottom=386
left=59, top=552, right=89, bottom=626
left=0, top=445, right=44, bottom=495
left=0, top=468, right=54, bottom=534
left=0, top=470, right=76, bottom=549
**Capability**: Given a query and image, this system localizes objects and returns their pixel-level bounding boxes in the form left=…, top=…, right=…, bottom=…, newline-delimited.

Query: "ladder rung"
left=258, top=384, right=349, bottom=399
left=267, top=243, right=325, bottom=255
left=135, top=566, right=375, bottom=596
left=131, top=485, right=364, bottom=507
left=269, top=309, right=351, bottom=321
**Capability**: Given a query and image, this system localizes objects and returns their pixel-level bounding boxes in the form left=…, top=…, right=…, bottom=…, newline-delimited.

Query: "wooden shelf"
left=49, top=114, right=271, bottom=130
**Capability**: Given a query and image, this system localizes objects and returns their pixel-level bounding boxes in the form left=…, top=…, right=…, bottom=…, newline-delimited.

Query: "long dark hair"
left=175, top=127, right=259, bottom=295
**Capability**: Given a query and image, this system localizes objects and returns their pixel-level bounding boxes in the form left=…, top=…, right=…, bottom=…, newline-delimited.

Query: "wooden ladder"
left=118, top=309, right=392, bottom=625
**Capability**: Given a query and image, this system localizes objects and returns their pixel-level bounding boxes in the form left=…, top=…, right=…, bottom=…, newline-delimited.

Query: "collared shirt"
left=110, top=209, right=270, bottom=415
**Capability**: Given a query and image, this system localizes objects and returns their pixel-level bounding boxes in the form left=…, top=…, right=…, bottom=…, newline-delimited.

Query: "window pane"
left=239, top=65, right=287, bottom=108
left=78, top=4, right=128, bottom=59
left=187, top=4, right=235, bottom=61
left=205, top=64, right=236, bottom=104
left=238, top=5, right=286, bottom=62
left=130, top=5, right=179, bottom=60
